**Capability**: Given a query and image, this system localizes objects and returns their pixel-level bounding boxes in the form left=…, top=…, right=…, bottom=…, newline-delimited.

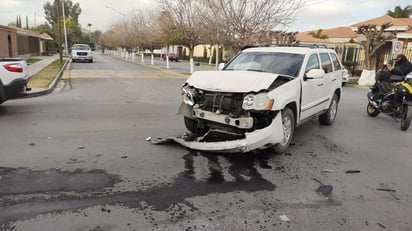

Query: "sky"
left=0, top=0, right=411, bottom=33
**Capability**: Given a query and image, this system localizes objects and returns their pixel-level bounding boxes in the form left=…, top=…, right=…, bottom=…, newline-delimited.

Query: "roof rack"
left=241, top=43, right=329, bottom=50
left=272, top=43, right=329, bottom=48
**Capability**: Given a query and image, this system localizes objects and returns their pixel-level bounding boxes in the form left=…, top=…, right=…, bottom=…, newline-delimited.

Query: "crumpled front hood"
left=186, top=71, right=279, bottom=93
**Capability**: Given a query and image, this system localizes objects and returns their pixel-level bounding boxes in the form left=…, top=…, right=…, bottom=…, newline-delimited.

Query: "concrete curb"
left=23, top=59, right=70, bottom=98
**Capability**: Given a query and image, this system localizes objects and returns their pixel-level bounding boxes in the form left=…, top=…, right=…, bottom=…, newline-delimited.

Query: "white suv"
left=71, top=44, right=93, bottom=63
left=176, top=45, right=343, bottom=153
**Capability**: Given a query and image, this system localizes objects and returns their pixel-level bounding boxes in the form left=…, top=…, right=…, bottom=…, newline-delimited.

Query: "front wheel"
left=274, top=108, right=295, bottom=154
left=400, top=105, right=412, bottom=131
left=319, top=93, right=339, bottom=125
left=367, top=103, right=380, bottom=117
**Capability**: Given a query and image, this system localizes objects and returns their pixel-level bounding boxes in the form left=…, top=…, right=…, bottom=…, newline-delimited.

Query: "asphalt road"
left=0, top=52, right=411, bottom=231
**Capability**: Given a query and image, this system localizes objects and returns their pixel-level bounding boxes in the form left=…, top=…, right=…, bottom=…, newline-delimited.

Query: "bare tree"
left=159, top=0, right=207, bottom=73
left=356, top=23, right=396, bottom=70
left=207, top=0, right=304, bottom=52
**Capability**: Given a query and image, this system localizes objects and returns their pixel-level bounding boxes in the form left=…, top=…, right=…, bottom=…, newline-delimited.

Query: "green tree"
left=44, top=0, right=82, bottom=26
left=387, top=5, right=412, bottom=18
left=308, top=29, right=329, bottom=39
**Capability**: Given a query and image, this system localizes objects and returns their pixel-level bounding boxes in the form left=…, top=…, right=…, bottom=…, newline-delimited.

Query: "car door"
left=330, top=52, right=344, bottom=88
left=318, top=52, right=335, bottom=108
left=300, top=53, right=327, bottom=120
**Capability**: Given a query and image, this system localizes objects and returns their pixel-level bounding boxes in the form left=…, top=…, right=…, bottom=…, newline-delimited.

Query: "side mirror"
left=218, top=63, right=226, bottom=70
left=304, top=69, right=325, bottom=80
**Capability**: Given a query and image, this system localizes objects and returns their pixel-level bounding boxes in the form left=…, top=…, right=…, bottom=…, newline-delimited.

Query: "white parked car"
left=71, top=44, right=93, bottom=63
left=0, top=58, right=29, bottom=105
left=174, top=45, right=344, bottom=153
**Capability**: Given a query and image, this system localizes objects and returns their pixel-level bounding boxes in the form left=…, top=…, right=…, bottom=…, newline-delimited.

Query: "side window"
left=330, top=53, right=342, bottom=71
left=319, top=53, right=333, bottom=73
left=305, top=54, right=320, bottom=73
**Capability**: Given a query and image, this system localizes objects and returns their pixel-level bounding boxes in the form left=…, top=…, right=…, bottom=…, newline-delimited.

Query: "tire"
left=400, top=105, right=412, bottom=131
left=90, top=59, right=93, bottom=63
left=274, top=108, right=295, bottom=153
left=184, top=116, right=208, bottom=134
left=0, top=82, right=5, bottom=105
left=366, top=103, right=380, bottom=117
left=319, top=93, right=339, bottom=125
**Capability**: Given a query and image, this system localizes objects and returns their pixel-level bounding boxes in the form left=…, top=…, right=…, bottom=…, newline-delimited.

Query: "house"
left=297, top=15, right=412, bottom=74
left=0, top=25, right=18, bottom=57
left=350, top=15, right=412, bottom=68
left=296, top=27, right=360, bottom=68
left=0, top=24, right=54, bottom=58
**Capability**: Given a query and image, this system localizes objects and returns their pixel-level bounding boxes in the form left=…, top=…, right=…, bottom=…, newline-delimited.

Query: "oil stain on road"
left=0, top=151, right=277, bottom=226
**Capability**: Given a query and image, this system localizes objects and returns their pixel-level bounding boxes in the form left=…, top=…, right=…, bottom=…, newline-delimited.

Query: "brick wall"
left=0, top=25, right=18, bottom=58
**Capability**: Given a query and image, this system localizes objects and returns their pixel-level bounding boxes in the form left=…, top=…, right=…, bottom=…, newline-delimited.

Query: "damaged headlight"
left=242, top=93, right=274, bottom=111
left=181, top=86, right=197, bottom=106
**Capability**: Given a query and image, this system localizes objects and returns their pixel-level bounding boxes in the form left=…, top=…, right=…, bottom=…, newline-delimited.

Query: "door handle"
left=317, top=83, right=324, bottom=86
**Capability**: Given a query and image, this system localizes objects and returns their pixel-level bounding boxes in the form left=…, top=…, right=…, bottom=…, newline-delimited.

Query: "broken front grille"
left=199, top=92, right=245, bottom=117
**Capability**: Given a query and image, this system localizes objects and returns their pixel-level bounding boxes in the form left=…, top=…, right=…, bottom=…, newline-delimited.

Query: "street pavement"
left=26, top=51, right=362, bottom=96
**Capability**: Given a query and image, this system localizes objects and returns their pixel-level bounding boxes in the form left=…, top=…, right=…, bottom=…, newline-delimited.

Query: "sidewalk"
left=26, top=54, right=69, bottom=96
left=28, top=54, right=60, bottom=77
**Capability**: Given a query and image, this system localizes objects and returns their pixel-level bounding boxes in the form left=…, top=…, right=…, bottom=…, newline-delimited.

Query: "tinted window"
left=330, top=53, right=342, bottom=70
left=305, top=54, right=320, bottom=73
left=319, top=53, right=333, bottom=73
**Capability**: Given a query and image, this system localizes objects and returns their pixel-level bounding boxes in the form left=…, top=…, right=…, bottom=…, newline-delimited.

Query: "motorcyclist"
left=390, top=54, right=412, bottom=106
left=389, top=54, right=412, bottom=81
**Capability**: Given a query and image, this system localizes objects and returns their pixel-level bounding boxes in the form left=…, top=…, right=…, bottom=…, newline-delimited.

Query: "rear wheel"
left=274, top=108, right=295, bottom=153
left=0, top=82, right=5, bottom=105
left=367, top=103, right=380, bottom=117
left=400, top=105, right=412, bottom=131
left=319, top=93, right=339, bottom=125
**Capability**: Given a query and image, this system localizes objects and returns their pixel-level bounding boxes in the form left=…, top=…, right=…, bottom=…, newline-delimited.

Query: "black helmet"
left=395, top=54, right=407, bottom=64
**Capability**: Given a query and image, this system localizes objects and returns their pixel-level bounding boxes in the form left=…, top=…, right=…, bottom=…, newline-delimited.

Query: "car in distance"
left=71, top=44, right=93, bottom=63
left=176, top=45, right=344, bottom=153
left=163, top=53, right=179, bottom=62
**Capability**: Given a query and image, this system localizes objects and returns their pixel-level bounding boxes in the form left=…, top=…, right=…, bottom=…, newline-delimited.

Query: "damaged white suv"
left=177, top=46, right=343, bottom=153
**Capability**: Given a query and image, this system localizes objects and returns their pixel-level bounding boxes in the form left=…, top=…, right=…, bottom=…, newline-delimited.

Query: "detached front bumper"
left=153, top=111, right=284, bottom=153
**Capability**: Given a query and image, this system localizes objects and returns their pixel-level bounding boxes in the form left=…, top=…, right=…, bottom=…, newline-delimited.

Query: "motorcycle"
left=366, top=71, right=412, bottom=131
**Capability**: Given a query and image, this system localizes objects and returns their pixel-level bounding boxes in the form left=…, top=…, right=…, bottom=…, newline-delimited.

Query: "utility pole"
left=62, top=0, right=69, bottom=56
left=57, top=0, right=63, bottom=63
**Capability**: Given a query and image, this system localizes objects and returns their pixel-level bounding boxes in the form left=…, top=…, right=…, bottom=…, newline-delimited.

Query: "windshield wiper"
left=246, top=69, right=264, bottom=72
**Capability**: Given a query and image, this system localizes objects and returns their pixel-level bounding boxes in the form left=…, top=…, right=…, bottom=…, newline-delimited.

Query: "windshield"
left=224, top=52, right=304, bottom=77
left=72, top=44, right=91, bottom=50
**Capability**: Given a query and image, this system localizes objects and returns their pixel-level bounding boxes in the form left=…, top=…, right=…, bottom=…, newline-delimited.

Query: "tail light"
left=3, top=63, right=24, bottom=73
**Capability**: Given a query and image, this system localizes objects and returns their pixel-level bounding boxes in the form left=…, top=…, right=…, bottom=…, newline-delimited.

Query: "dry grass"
left=28, top=59, right=66, bottom=88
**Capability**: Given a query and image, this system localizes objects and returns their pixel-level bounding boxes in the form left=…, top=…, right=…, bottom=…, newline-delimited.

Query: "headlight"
left=242, top=93, right=274, bottom=110
left=181, top=86, right=197, bottom=106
